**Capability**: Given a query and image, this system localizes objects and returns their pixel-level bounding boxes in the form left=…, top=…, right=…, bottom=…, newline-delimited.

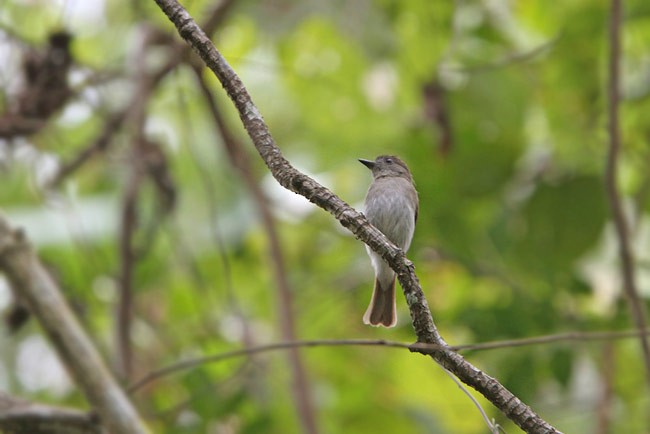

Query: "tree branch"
left=47, top=110, right=128, bottom=188
left=441, top=368, right=500, bottom=434
left=116, top=164, right=142, bottom=380
left=605, top=0, right=650, bottom=384
left=0, top=215, right=149, bottom=434
left=596, top=342, right=615, bottom=434
left=46, top=0, right=236, bottom=188
left=191, top=66, right=319, bottom=434
left=114, top=26, right=157, bottom=381
left=152, top=1, right=561, bottom=432
left=128, top=328, right=650, bottom=394
left=0, top=391, right=103, bottom=434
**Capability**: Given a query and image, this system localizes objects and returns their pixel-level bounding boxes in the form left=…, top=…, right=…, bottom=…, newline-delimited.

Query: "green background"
left=1, top=0, right=650, bottom=432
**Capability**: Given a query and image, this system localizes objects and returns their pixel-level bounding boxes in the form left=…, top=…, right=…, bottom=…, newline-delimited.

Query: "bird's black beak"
left=358, top=159, right=375, bottom=169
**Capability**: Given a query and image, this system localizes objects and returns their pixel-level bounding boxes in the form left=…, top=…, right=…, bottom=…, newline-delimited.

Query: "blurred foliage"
left=1, top=0, right=650, bottom=433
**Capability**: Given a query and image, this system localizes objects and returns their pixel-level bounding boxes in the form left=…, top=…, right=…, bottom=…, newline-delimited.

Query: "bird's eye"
left=386, top=158, right=393, bottom=164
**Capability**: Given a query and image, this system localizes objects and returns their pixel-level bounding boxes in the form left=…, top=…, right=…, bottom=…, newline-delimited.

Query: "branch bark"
left=151, top=1, right=561, bottom=432
left=0, top=215, right=149, bottom=434
left=605, top=0, right=650, bottom=384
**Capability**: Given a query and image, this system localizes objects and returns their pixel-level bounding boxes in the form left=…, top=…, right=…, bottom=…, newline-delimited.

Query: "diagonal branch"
left=0, top=215, right=148, bottom=434
left=152, top=1, right=562, bottom=432
left=191, top=66, right=319, bottom=434
left=604, top=0, right=650, bottom=384
left=48, top=110, right=129, bottom=188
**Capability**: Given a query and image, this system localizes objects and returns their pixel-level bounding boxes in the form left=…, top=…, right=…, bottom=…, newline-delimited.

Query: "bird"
left=359, top=155, right=418, bottom=327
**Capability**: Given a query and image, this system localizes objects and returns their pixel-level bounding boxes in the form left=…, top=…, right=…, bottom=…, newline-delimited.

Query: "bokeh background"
left=1, top=0, right=650, bottom=433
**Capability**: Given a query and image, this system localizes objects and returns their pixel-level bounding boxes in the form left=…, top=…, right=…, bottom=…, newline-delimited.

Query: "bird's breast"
left=364, top=177, right=417, bottom=251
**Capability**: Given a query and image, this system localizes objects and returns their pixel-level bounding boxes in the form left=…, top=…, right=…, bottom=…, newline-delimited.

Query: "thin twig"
left=114, top=27, right=156, bottom=380
left=116, top=164, right=142, bottom=380
left=173, top=68, right=246, bottom=338
left=604, top=0, right=650, bottom=385
left=128, top=339, right=412, bottom=393
left=441, top=368, right=500, bottom=434
left=128, top=328, right=650, bottom=393
left=192, top=65, right=319, bottom=434
left=446, top=329, right=650, bottom=352
left=440, top=35, right=560, bottom=74
left=171, top=61, right=264, bottom=399
left=596, top=342, right=615, bottom=434
left=48, top=109, right=128, bottom=187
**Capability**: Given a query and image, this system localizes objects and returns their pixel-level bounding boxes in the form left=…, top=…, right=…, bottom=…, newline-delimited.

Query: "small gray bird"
left=359, top=155, right=418, bottom=327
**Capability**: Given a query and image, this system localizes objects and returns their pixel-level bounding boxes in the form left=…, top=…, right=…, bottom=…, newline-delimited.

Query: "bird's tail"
left=362, top=276, right=397, bottom=327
